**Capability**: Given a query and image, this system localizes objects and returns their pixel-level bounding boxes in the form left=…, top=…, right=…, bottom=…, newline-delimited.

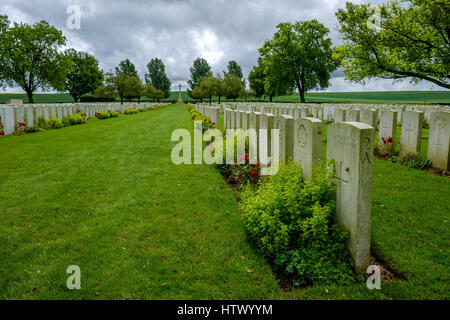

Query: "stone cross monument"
left=177, top=83, right=184, bottom=104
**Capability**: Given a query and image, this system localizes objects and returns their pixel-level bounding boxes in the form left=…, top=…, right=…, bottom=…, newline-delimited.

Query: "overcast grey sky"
left=0, top=0, right=443, bottom=93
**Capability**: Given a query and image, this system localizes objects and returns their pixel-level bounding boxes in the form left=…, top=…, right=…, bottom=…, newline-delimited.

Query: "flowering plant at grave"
left=215, top=144, right=262, bottom=190
left=381, top=136, right=393, bottom=144
left=76, top=109, right=81, bottom=113
left=0, top=119, right=4, bottom=135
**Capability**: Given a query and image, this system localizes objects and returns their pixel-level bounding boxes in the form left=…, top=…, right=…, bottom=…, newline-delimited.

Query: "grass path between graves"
left=0, top=105, right=449, bottom=299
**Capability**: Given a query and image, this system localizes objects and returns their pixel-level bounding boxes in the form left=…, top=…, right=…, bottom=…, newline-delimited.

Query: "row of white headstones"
left=0, top=102, right=164, bottom=135
left=194, top=103, right=450, bottom=273
left=198, top=103, right=450, bottom=172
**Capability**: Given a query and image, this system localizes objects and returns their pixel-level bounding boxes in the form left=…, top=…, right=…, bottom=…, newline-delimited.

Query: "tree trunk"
left=269, top=95, right=273, bottom=102
left=297, top=73, right=306, bottom=103
left=299, top=89, right=305, bottom=103
left=209, top=96, right=212, bottom=104
left=218, top=96, right=221, bottom=104
left=26, top=90, right=34, bottom=104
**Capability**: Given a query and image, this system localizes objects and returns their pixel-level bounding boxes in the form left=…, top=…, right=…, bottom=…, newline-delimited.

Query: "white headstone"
left=400, top=111, right=423, bottom=155
left=427, top=112, right=450, bottom=171
left=293, top=117, right=323, bottom=179
left=327, top=122, right=375, bottom=272
left=378, top=110, right=398, bottom=154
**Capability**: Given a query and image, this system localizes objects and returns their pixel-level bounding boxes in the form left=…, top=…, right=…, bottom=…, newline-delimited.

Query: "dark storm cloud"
left=0, top=0, right=441, bottom=92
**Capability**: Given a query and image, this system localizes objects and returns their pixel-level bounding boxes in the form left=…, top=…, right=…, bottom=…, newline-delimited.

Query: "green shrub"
left=62, top=117, right=71, bottom=127
left=109, top=111, right=119, bottom=118
left=24, top=125, right=44, bottom=133
left=47, top=118, right=63, bottom=129
left=240, top=161, right=355, bottom=286
left=125, top=108, right=138, bottom=114
left=38, top=116, right=46, bottom=128
left=397, top=153, right=432, bottom=169
left=422, top=119, right=429, bottom=129
left=96, top=112, right=110, bottom=120
left=138, top=107, right=146, bottom=112
left=68, top=114, right=84, bottom=125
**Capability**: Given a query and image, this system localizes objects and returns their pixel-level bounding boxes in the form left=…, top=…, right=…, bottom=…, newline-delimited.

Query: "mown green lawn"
left=0, top=105, right=448, bottom=299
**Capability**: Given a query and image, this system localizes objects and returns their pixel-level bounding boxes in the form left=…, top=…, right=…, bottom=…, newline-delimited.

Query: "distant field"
left=1, top=90, right=449, bottom=105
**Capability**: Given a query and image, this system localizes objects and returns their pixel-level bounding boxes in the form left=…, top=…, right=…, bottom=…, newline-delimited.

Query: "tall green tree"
left=143, top=82, right=165, bottom=103
left=103, top=72, right=141, bottom=104
left=335, top=0, right=450, bottom=89
left=187, top=57, right=212, bottom=96
left=65, top=49, right=103, bottom=102
left=199, top=75, right=220, bottom=104
left=248, top=59, right=266, bottom=98
left=191, top=86, right=208, bottom=103
left=115, top=58, right=138, bottom=77
left=260, top=20, right=337, bottom=103
left=145, top=58, right=171, bottom=97
left=224, top=60, right=243, bottom=78
left=223, top=74, right=245, bottom=101
left=0, top=16, right=69, bottom=103
left=213, top=75, right=226, bottom=104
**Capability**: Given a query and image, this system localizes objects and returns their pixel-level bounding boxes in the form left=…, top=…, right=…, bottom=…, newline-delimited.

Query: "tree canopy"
left=223, top=74, right=245, bottom=101
left=115, top=58, right=138, bottom=77
left=187, top=57, right=212, bottom=95
left=259, top=20, right=337, bottom=103
left=0, top=15, right=69, bottom=103
left=145, top=58, right=171, bottom=97
left=335, top=0, right=449, bottom=89
left=143, top=82, right=165, bottom=102
left=65, top=49, right=103, bottom=102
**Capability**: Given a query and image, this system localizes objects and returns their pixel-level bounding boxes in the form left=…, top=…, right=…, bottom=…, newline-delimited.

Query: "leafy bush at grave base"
left=422, top=119, right=429, bottom=129
left=47, top=118, right=64, bottom=129
left=389, top=153, right=432, bottom=170
left=95, top=112, right=111, bottom=120
left=138, top=107, right=146, bottom=112
left=323, top=119, right=334, bottom=126
left=38, top=116, right=46, bottom=128
left=109, top=111, right=119, bottom=118
left=240, top=161, right=356, bottom=286
left=24, top=126, right=44, bottom=133
left=68, top=114, right=85, bottom=125
left=124, top=108, right=138, bottom=114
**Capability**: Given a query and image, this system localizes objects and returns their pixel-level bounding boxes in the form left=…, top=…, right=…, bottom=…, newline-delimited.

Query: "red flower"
left=245, top=148, right=249, bottom=152
left=212, top=122, right=215, bottom=125
left=250, top=170, right=259, bottom=177
left=0, top=131, right=4, bottom=135
left=387, top=137, right=393, bottom=143
left=192, top=115, right=196, bottom=119
left=382, top=137, right=386, bottom=144
left=251, top=163, right=260, bottom=168
left=209, top=120, right=211, bottom=123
